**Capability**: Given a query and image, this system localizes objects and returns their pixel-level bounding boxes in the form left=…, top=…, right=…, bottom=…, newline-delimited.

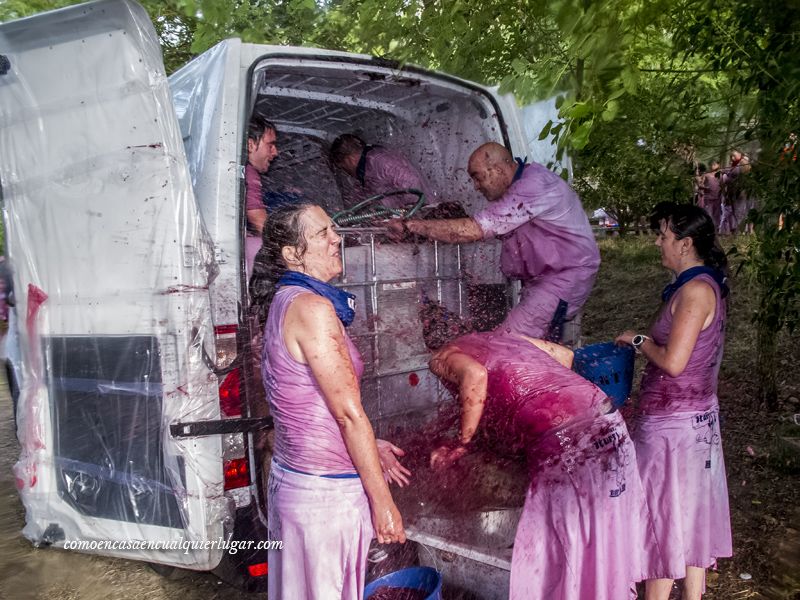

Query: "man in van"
left=245, top=116, right=279, bottom=277
left=388, top=142, right=600, bottom=343
left=330, top=133, right=435, bottom=209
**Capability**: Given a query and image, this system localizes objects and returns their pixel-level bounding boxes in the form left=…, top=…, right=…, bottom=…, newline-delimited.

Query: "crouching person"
left=429, top=332, right=649, bottom=600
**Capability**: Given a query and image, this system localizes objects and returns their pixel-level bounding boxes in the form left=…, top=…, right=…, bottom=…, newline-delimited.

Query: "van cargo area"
left=242, top=51, right=527, bottom=597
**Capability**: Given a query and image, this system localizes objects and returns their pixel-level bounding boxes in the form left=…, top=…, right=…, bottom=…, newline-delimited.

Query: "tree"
left=671, top=0, right=800, bottom=408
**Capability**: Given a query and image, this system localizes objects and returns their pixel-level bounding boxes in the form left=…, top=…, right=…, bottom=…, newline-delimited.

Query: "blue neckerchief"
left=277, top=271, right=357, bottom=326
left=662, top=266, right=729, bottom=303
left=512, top=157, right=527, bottom=183
left=356, top=145, right=375, bottom=186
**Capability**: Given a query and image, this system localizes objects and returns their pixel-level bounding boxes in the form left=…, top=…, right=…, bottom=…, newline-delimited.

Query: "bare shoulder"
left=679, top=278, right=717, bottom=301
left=286, top=292, right=338, bottom=329
left=673, top=278, right=717, bottom=318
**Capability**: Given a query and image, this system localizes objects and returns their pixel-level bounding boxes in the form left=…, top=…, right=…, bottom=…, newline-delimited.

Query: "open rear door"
left=0, top=0, right=226, bottom=569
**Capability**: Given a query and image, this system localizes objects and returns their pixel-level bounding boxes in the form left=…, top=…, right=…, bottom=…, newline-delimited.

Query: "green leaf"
left=563, top=101, right=592, bottom=120
left=538, top=120, right=553, bottom=140
left=511, top=57, right=528, bottom=75
left=601, top=100, right=619, bottom=122
left=571, top=121, right=593, bottom=150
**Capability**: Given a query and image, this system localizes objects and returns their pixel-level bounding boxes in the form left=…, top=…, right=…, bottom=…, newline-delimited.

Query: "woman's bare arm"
left=285, top=294, right=405, bottom=543
left=430, top=346, right=488, bottom=444
left=616, top=279, right=716, bottom=377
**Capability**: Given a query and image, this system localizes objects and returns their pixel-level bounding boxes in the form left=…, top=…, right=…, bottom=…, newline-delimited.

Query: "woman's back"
left=451, top=333, right=607, bottom=447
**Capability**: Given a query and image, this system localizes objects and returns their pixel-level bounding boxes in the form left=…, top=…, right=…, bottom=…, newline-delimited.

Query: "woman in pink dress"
left=429, top=332, right=649, bottom=600
left=617, top=202, right=732, bottom=600
left=250, top=203, right=407, bottom=599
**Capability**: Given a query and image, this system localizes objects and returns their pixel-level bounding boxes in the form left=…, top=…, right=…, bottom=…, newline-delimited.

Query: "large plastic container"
left=364, top=566, right=443, bottom=600
left=573, top=341, right=635, bottom=408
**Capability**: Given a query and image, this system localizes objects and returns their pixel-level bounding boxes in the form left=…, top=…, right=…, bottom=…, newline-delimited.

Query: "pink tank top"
left=639, top=274, right=726, bottom=415
left=261, top=286, right=364, bottom=475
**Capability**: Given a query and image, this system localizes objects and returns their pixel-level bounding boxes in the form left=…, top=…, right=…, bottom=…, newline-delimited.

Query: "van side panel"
left=0, top=0, right=226, bottom=569
left=170, top=39, right=243, bottom=327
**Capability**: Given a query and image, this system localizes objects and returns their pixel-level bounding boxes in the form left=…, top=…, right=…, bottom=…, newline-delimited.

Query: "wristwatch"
left=631, top=334, right=650, bottom=354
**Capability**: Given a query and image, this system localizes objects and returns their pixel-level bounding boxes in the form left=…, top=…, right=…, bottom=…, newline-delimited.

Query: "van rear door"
left=0, top=0, right=225, bottom=570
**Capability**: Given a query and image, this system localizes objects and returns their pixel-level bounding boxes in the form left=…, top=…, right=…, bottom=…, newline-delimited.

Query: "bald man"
left=390, top=143, right=600, bottom=342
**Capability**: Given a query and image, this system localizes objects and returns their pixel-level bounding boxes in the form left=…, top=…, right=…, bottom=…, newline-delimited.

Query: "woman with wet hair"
left=616, top=202, right=732, bottom=600
left=250, top=204, right=406, bottom=599
left=429, top=331, right=650, bottom=600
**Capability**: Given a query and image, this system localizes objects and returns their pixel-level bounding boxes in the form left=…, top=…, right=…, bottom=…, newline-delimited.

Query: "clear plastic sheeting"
left=0, top=0, right=227, bottom=570
left=169, top=40, right=242, bottom=328
left=518, top=97, right=573, bottom=177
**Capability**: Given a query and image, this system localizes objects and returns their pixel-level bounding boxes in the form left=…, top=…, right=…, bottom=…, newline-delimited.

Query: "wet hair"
left=249, top=203, right=316, bottom=328
left=330, top=134, right=365, bottom=166
left=649, top=202, right=728, bottom=275
left=247, top=115, right=276, bottom=144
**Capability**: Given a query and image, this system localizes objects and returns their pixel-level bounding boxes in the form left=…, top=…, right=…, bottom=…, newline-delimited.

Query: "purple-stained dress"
left=699, top=172, right=722, bottom=230
left=635, top=273, right=732, bottom=579
left=473, top=162, right=601, bottom=338
left=262, top=286, right=373, bottom=600
left=448, top=332, right=648, bottom=600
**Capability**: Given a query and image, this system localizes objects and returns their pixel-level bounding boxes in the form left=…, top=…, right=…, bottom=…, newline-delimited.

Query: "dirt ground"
left=0, top=234, right=798, bottom=599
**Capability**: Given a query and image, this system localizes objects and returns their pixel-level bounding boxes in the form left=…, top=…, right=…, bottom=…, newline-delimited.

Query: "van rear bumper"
left=211, top=500, right=270, bottom=592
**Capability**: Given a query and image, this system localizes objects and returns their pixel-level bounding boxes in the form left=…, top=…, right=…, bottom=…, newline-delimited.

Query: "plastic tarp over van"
left=0, top=0, right=227, bottom=569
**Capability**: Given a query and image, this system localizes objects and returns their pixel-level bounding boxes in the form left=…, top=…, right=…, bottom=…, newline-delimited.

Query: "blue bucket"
left=364, top=566, right=442, bottom=600
left=573, top=341, right=635, bottom=408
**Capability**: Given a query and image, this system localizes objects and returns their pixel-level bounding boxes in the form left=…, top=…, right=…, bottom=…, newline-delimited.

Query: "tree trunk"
left=756, top=323, right=779, bottom=410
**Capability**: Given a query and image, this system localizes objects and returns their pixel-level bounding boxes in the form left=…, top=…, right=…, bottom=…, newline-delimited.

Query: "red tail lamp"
left=219, top=368, right=242, bottom=417
left=247, top=562, right=269, bottom=577
left=223, top=458, right=250, bottom=490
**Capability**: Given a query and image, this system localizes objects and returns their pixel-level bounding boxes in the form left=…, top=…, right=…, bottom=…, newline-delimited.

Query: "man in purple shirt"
left=330, top=134, right=435, bottom=209
left=245, top=116, right=278, bottom=277
left=389, top=142, right=600, bottom=342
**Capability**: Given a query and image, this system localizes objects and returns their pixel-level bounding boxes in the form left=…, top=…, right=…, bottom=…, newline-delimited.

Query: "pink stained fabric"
left=511, top=411, right=647, bottom=600
left=245, top=163, right=264, bottom=211
left=267, top=461, right=373, bottom=600
left=698, top=172, right=722, bottom=229
left=360, top=146, right=435, bottom=209
left=633, top=406, right=732, bottom=579
left=718, top=203, right=737, bottom=235
left=245, top=163, right=265, bottom=278
left=447, top=333, right=648, bottom=600
left=723, top=163, right=752, bottom=225
left=472, top=162, right=600, bottom=337
left=639, top=274, right=726, bottom=415
left=262, top=285, right=363, bottom=475
left=634, top=273, right=732, bottom=578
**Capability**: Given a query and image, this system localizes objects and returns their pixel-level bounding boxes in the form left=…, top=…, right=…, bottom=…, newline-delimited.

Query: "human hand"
left=385, top=218, right=407, bottom=242
left=371, top=500, right=406, bottom=544
left=376, top=439, right=412, bottom=487
left=430, top=444, right=469, bottom=471
left=615, top=330, right=636, bottom=346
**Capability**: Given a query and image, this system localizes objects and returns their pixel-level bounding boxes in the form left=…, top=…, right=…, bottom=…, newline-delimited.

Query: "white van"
left=0, top=0, right=564, bottom=594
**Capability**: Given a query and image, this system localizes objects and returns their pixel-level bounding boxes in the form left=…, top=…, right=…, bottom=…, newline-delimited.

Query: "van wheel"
left=148, top=562, right=190, bottom=580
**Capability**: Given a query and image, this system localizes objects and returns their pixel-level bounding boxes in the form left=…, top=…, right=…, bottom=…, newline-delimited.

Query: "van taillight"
left=224, top=457, right=250, bottom=490
left=247, top=562, right=269, bottom=577
left=219, top=368, right=242, bottom=417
